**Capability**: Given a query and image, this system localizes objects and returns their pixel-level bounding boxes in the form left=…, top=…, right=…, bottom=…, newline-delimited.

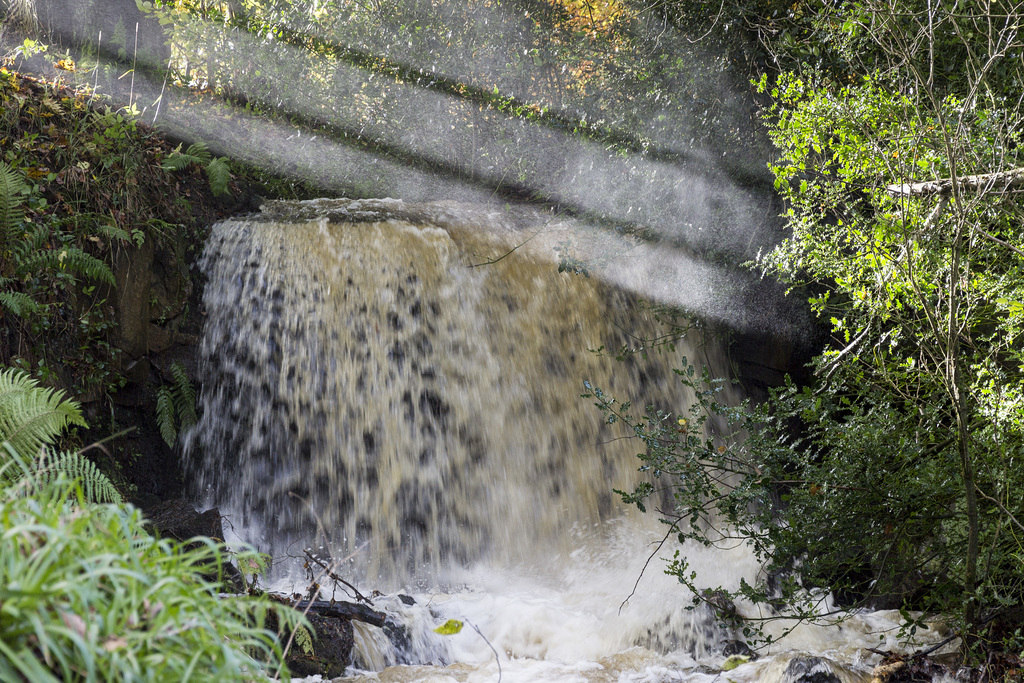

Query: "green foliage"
left=0, top=366, right=122, bottom=506
left=17, top=244, right=116, bottom=285
left=0, top=158, right=119, bottom=391
left=0, top=69, right=213, bottom=399
left=0, top=479, right=304, bottom=682
left=0, top=291, right=40, bottom=318
left=161, top=141, right=212, bottom=170
left=752, top=0, right=1024, bottom=639
left=205, top=157, right=231, bottom=197
left=156, top=362, right=198, bottom=448
left=30, top=450, right=125, bottom=504
left=163, top=142, right=232, bottom=196
left=0, top=363, right=307, bottom=680
left=0, top=367, right=86, bottom=459
left=597, top=0, right=1024, bottom=655
left=588, top=2, right=1024, bottom=657
left=0, top=155, right=26, bottom=240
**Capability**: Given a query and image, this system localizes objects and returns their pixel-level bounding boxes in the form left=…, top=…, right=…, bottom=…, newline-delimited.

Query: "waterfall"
left=186, top=199, right=947, bottom=682
left=187, top=198, right=726, bottom=581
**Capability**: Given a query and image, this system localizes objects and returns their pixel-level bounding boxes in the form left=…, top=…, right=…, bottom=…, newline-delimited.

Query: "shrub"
left=0, top=365, right=307, bottom=681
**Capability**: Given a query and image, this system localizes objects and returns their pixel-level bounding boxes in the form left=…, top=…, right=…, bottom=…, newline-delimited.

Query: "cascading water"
left=186, top=199, right=951, bottom=683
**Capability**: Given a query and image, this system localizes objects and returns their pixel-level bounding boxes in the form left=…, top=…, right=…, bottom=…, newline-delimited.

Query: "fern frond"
left=169, top=362, right=198, bottom=429
left=184, top=142, right=213, bottom=164
left=18, top=247, right=115, bottom=285
left=161, top=153, right=199, bottom=172
left=14, top=223, right=51, bottom=253
left=206, top=157, right=231, bottom=197
left=0, top=291, right=41, bottom=318
left=162, top=142, right=212, bottom=171
left=0, top=368, right=87, bottom=459
left=34, top=450, right=123, bottom=504
left=156, top=385, right=177, bottom=447
left=96, top=224, right=131, bottom=244
left=0, top=160, right=26, bottom=242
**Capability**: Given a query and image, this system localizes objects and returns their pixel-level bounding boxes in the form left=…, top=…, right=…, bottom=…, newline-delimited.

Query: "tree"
left=598, top=0, right=1024, bottom=655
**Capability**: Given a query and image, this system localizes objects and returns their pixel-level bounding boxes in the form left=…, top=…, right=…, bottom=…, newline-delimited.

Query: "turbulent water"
left=187, top=199, right=949, bottom=683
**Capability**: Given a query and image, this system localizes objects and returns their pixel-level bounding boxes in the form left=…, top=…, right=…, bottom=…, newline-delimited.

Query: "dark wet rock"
left=383, top=616, right=416, bottom=664
left=781, top=656, right=843, bottom=683
left=722, top=639, right=758, bottom=659
left=285, top=613, right=355, bottom=678
left=142, top=498, right=246, bottom=592
left=144, top=498, right=225, bottom=543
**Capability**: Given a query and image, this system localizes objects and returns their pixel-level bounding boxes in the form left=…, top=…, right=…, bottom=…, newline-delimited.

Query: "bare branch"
left=886, top=166, right=1024, bottom=197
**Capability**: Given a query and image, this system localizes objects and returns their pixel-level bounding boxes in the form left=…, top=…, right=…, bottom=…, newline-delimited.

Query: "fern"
left=205, top=157, right=231, bottom=196
left=0, top=368, right=86, bottom=458
left=156, top=385, right=176, bottom=447
left=0, top=368, right=123, bottom=504
left=0, top=291, right=41, bottom=317
left=156, top=362, right=198, bottom=448
left=41, top=94, right=64, bottom=115
left=33, top=450, right=123, bottom=504
left=161, top=141, right=212, bottom=171
left=95, top=223, right=132, bottom=244
left=169, top=362, right=198, bottom=427
left=0, top=160, right=26, bottom=243
left=15, top=221, right=51, bottom=253
left=163, top=141, right=231, bottom=196
left=18, top=246, right=116, bottom=285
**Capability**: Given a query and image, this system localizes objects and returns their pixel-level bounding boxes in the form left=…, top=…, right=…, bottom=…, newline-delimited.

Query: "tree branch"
left=886, top=166, right=1024, bottom=197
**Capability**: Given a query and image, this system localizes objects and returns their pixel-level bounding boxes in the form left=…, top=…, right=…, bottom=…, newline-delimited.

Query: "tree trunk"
left=946, top=217, right=980, bottom=636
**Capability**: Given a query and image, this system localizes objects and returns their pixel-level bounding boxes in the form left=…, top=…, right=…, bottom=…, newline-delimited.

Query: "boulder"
left=780, top=656, right=844, bottom=683
left=142, top=498, right=245, bottom=593
left=284, top=613, right=355, bottom=679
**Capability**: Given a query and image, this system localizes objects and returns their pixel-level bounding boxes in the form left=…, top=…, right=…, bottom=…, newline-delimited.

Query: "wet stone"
left=782, top=657, right=843, bottom=683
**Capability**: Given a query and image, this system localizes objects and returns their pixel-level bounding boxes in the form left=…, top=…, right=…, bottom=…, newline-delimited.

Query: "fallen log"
left=266, top=593, right=387, bottom=628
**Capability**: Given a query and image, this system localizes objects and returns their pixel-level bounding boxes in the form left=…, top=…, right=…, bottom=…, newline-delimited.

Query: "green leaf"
left=433, top=619, right=464, bottom=635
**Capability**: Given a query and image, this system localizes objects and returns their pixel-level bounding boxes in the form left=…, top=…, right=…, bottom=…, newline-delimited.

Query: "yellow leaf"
left=433, top=619, right=464, bottom=635
left=722, top=654, right=750, bottom=671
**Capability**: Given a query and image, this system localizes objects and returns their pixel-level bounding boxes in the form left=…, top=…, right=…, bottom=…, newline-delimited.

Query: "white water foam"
left=280, top=518, right=950, bottom=683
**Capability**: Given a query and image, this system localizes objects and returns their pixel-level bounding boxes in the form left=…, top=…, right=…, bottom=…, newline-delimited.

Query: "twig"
left=468, top=223, right=548, bottom=267
left=130, top=22, right=138, bottom=109
left=619, top=522, right=677, bottom=614
left=76, top=427, right=136, bottom=457
left=466, top=619, right=502, bottom=683
left=975, top=486, right=1024, bottom=535
left=152, top=54, right=174, bottom=125
left=303, top=549, right=374, bottom=604
left=93, top=31, right=101, bottom=98
left=687, top=0, right=727, bottom=44
left=913, top=629, right=961, bottom=658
